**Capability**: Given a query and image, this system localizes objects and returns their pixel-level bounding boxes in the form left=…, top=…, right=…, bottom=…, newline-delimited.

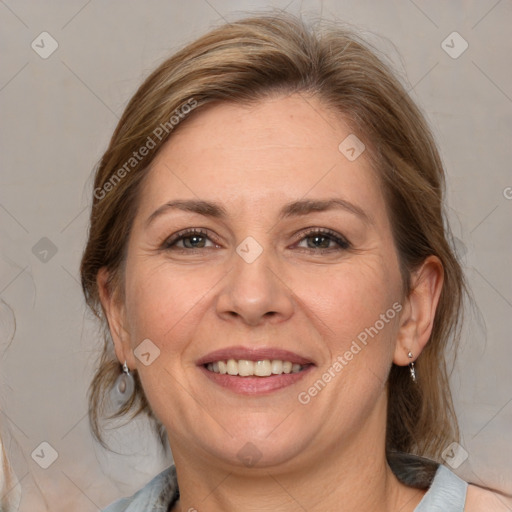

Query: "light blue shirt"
left=415, top=464, right=468, bottom=511
left=103, top=462, right=468, bottom=511
left=103, top=466, right=178, bottom=511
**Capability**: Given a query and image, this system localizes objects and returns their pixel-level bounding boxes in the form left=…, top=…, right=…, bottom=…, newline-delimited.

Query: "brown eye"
left=306, top=234, right=331, bottom=249
left=296, top=229, right=350, bottom=251
left=180, top=234, right=208, bottom=248
left=163, top=229, right=217, bottom=250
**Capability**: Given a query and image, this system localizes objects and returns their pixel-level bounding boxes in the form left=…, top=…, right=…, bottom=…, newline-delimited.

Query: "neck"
left=170, top=399, right=425, bottom=512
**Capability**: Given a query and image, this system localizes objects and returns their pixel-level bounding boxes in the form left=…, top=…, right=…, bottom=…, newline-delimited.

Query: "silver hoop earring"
left=408, top=351, right=417, bottom=383
left=110, top=361, right=135, bottom=407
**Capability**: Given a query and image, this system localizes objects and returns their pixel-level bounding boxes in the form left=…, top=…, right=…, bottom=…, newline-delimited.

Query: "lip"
left=199, top=364, right=314, bottom=395
left=196, top=346, right=314, bottom=366
left=196, top=346, right=316, bottom=396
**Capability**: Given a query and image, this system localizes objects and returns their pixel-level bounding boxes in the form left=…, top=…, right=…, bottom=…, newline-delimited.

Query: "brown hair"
left=81, top=12, right=464, bottom=460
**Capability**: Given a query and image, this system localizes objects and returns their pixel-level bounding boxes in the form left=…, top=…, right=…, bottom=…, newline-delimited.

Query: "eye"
left=162, top=229, right=218, bottom=250
left=161, top=228, right=350, bottom=253
left=295, top=228, right=351, bottom=251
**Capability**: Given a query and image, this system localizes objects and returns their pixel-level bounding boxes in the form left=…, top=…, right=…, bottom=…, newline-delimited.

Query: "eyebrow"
left=280, top=198, right=370, bottom=224
left=146, top=200, right=228, bottom=227
left=145, top=198, right=370, bottom=227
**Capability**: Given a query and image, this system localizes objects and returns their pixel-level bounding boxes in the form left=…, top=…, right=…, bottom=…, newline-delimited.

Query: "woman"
left=81, top=12, right=508, bottom=511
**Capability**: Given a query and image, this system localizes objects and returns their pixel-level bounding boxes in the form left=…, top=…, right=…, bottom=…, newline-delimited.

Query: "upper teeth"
left=206, top=359, right=303, bottom=376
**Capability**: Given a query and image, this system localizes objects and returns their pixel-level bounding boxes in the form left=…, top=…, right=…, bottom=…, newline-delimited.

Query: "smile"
left=205, top=359, right=307, bottom=376
left=197, top=346, right=315, bottom=394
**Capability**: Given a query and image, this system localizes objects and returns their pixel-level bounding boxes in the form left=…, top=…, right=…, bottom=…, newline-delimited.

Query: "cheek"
left=123, top=258, right=222, bottom=349
left=295, top=258, right=401, bottom=341
left=291, top=257, right=403, bottom=409
left=289, top=263, right=402, bottom=433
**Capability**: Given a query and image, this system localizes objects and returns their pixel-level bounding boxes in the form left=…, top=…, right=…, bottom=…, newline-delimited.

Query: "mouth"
left=204, top=359, right=309, bottom=376
left=196, top=346, right=315, bottom=395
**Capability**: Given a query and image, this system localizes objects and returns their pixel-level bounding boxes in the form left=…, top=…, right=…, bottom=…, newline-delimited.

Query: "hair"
left=0, top=432, right=20, bottom=511
left=81, top=11, right=465, bottom=463
left=0, top=302, right=21, bottom=510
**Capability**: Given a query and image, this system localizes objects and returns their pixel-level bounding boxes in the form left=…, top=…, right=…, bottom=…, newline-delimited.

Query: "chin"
left=190, top=422, right=313, bottom=471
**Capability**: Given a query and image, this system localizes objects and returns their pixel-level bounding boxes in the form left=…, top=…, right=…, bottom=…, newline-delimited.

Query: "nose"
left=215, top=247, right=295, bottom=327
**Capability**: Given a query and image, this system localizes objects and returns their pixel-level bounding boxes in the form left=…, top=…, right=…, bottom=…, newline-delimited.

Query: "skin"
left=98, top=93, right=447, bottom=511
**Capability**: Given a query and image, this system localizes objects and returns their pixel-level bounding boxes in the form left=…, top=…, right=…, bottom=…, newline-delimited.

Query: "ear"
left=393, top=255, right=444, bottom=366
left=97, top=267, right=135, bottom=369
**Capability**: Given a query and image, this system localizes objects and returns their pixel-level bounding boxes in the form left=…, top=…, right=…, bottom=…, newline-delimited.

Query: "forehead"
left=138, top=94, right=383, bottom=219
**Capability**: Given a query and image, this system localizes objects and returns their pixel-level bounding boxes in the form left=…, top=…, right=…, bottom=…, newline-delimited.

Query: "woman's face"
left=112, top=94, right=407, bottom=470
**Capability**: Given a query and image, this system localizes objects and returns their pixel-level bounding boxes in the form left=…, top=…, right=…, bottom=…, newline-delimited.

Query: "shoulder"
left=103, top=497, right=132, bottom=512
left=464, top=484, right=512, bottom=511
left=102, top=466, right=178, bottom=512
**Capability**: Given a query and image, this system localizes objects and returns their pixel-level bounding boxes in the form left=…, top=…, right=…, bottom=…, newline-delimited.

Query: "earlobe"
left=96, top=267, right=133, bottom=367
left=393, top=256, right=444, bottom=366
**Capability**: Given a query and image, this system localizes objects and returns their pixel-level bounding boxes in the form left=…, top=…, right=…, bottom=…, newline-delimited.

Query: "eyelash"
left=162, top=228, right=351, bottom=253
left=162, top=228, right=217, bottom=251
left=295, top=228, right=351, bottom=251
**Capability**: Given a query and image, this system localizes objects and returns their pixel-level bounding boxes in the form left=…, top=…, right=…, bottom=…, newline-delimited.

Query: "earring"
left=408, top=351, right=417, bottom=383
left=110, top=361, right=135, bottom=408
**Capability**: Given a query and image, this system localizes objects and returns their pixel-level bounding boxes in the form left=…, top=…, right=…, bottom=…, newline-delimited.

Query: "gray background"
left=1, top=0, right=511, bottom=510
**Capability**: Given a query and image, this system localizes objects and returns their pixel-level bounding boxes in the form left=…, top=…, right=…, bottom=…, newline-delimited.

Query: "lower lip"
left=199, top=365, right=314, bottom=395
